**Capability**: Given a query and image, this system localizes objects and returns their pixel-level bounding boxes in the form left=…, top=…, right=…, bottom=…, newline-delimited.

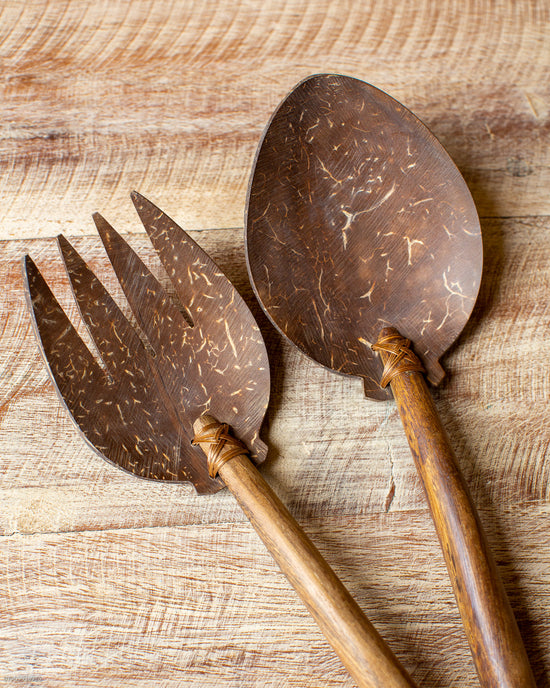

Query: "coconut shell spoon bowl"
left=24, top=192, right=419, bottom=688
left=245, top=74, right=535, bottom=687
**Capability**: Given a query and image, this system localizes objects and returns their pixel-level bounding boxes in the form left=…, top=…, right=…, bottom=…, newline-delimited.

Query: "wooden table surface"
left=1, top=2, right=549, bottom=686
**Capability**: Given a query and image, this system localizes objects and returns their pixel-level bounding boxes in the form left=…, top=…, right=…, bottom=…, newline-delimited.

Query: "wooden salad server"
left=245, top=74, right=535, bottom=687
left=23, top=191, right=418, bottom=688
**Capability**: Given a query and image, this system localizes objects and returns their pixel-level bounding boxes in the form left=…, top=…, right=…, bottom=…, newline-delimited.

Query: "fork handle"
left=374, top=328, right=535, bottom=688
left=193, top=415, right=417, bottom=688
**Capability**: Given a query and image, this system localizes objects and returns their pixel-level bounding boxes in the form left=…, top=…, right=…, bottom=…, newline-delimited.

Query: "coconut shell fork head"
left=24, top=191, right=270, bottom=494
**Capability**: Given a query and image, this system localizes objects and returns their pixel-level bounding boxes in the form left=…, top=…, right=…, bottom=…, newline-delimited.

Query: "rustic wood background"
left=1, top=1, right=549, bottom=686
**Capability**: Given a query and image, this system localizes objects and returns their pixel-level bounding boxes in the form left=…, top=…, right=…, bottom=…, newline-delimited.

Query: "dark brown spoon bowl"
left=246, top=73, right=482, bottom=399
left=246, top=74, right=535, bottom=688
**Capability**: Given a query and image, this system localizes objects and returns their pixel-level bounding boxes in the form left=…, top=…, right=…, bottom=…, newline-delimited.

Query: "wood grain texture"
left=0, top=0, right=548, bottom=240
left=1, top=2, right=549, bottom=687
left=2, top=216, right=550, bottom=686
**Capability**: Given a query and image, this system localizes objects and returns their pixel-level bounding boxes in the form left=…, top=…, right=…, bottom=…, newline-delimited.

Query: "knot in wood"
left=192, top=420, right=248, bottom=477
left=372, top=328, right=425, bottom=388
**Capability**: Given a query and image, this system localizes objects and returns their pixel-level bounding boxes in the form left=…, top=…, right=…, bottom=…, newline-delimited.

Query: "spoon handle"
left=375, top=329, right=535, bottom=688
left=193, top=414, right=417, bottom=688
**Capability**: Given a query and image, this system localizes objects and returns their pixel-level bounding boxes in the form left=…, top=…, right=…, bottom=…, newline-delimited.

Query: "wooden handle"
left=193, top=414, right=417, bottom=688
left=374, top=328, right=535, bottom=688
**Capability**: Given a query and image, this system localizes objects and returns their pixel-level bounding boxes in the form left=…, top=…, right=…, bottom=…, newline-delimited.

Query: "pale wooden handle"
left=382, top=361, right=535, bottom=687
left=193, top=415, right=417, bottom=688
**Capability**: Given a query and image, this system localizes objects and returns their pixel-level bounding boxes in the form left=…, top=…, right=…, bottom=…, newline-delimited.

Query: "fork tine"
left=129, top=192, right=270, bottom=464
left=57, top=235, right=148, bottom=379
left=23, top=254, right=110, bottom=443
left=130, top=191, right=232, bottom=324
left=93, top=213, right=192, bottom=363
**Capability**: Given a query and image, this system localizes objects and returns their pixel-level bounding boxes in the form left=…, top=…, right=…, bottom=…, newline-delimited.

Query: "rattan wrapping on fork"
left=193, top=421, right=248, bottom=477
